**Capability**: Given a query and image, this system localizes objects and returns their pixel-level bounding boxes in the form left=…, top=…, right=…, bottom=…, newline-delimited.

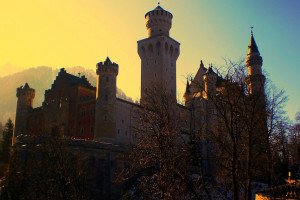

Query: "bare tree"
left=0, top=132, right=88, bottom=200
left=117, top=84, right=213, bottom=199
left=185, top=59, right=276, bottom=200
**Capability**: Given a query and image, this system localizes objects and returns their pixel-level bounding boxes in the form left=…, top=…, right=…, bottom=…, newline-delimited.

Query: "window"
left=80, top=128, right=84, bottom=135
left=104, top=116, right=107, bottom=121
left=118, top=129, right=120, bottom=134
left=106, top=77, right=109, bottom=82
left=122, top=120, right=124, bottom=124
left=105, top=94, right=108, bottom=101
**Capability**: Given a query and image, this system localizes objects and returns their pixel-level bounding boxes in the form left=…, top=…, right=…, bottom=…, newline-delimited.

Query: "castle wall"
left=115, top=98, right=141, bottom=145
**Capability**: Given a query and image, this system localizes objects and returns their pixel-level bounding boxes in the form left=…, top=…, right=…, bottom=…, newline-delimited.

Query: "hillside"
left=0, top=66, right=132, bottom=124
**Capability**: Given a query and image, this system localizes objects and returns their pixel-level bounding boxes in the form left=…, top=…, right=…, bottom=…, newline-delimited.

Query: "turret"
left=14, top=83, right=35, bottom=138
left=138, top=4, right=180, bottom=103
left=145, top=3, right=173, bottom=37
left=94, top=57, right=119, bottom=141
left=245, top=30, right=269, bottom=181
left=183, top=79, right=191, bottom=106
left=203, top=66, right=217, bottom=99
left=245, top=30, right=265, bottom=96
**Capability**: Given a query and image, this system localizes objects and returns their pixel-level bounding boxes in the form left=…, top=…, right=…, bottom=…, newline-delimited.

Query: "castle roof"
left=52, top=68, right=94, bottom=90
left=248, top=32, right=260, bottom=55
left=184, top=79, right=191, bottom=95
left=192, top=60, right=206, bottom=82
left=145, top=3, right=173, bottom=18
left=23, top=83, right=30, bottom=89
left=155, top=5, right=164, bottom=10
left=104, top=57, right=112, bottom=65
left=205, top=66, right=215, bottom=74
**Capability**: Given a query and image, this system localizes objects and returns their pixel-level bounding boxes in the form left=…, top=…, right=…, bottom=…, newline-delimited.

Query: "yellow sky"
left=0, top=0, right=151, bottom=101
left=1, top=0, right=299, bottom=119
left=0, top=0, right=243, bottom=101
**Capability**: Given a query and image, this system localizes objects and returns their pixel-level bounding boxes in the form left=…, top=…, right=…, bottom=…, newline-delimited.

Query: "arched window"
left=148, top=44, right=153, bottom=54
left=165, top=42, right=169, bottom=54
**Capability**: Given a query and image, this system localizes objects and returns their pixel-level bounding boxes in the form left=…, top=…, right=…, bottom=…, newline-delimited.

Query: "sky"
left=0, top=0, right=299, bottom=119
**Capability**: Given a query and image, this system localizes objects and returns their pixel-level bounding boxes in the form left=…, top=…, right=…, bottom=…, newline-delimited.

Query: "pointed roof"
left=155, top=5, right=164, bottom=10
left=200, top=60, right=204, bottom=68
left=248, top=31, right=260, bottom=55
left=23, top=83, right=30, bottom=89
left=191, top=60, right=207, bottom=87
left=155, top=2, right=164, bottom=10
left=145, top=3, right=172, bottom=18
left=52, top=69, right=94, bottom=90
left=184, top=79, right=191, bottom=95
left=206, top=65, right=215, bottom=74
left=104, top=57, right=112, bottom=65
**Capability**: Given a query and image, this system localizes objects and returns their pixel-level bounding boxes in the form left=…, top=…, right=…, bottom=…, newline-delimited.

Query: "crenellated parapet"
left=145, top=4, right=173, bottom=37
left=96, top=58, right=119, bottom=75
left=16, top=83, right=35, bottom=100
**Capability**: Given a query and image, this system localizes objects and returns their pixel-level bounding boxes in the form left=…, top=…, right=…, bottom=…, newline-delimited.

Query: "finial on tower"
left=248, top=27, right=260, bottom=55
left=158, top=2, right=160, bottom=5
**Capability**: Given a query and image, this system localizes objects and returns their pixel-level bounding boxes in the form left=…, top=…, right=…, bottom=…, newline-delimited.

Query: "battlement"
left=96, top=57, right=119, bottom=75
left=145, top=6, right=173, bottom=19
left=16, top=83, right=35, bottom=98
left=145, top=5, right=173, bottom=37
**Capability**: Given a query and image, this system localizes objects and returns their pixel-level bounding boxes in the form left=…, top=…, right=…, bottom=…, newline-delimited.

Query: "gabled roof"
left=192, top=60, right=207, bottom=84
left=51, top=68, right=94, bottom=90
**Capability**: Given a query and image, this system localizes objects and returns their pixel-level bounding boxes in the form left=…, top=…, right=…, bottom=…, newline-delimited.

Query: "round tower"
left=14, top=83, right=35, bottom=138
left=145, top=3, right=173, bottom=37
left=94, top=57, right=119, bottom=141
left=245, top=31, right=265, bottom=96
left=203, top=66, right=217, bottom=99
left=138, top=4, right=180, bottom=103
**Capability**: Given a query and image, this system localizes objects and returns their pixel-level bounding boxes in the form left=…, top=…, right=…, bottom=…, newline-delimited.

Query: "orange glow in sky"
left=0, top=0, right=299, bottom=118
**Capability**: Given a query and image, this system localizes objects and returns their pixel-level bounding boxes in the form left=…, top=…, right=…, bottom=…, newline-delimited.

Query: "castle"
left=13, top=4, right=266, bottom=146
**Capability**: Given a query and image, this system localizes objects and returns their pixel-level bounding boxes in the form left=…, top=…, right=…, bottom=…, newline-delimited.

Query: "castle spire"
left=248, top=28, right=260, bottom=55
left=185, top=79, right=191, bottom=95
left=200, top=60, right=204, bottom=68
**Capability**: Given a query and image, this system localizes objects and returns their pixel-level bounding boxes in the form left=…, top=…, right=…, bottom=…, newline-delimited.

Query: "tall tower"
left=94, top=57, right=119, bottom=140
left=245, top=31, right=265, bottom=99
left=138, top=4, right=180, bottom=102
left=246, top=31, right=269, bottom=181
left=14, top=83, right=35, bottom=138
